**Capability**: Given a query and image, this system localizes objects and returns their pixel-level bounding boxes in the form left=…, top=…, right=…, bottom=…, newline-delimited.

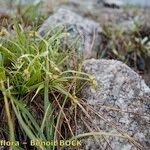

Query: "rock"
left=0, top=7, right=16, bottom=19
left=0, top=147, right=4, bottom=150
left=43, top=0, right=150, bottom=30
left=58, top=1, right=147, bottom=28
left=56, top=1, right=123, bottom=21
left=103, top=0, right=124, bottom=8
left=104, top=0, right=150, bottom=8
left=75, top=59, right=150, bottom=150
left=68, top=0, right=101, bottom=10
left=38, top=8, right=102, bottom=59
left=120, top=0, right=150, bottom=7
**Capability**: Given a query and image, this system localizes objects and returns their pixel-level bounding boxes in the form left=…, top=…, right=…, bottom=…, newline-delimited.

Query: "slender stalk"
left=0, top=81, right=15, bottom=144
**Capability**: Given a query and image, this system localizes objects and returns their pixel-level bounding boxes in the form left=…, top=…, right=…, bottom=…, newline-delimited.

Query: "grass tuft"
left=0, top=22, right=91, bottom=149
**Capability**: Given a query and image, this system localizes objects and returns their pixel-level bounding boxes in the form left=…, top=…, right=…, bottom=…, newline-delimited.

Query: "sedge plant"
left=0, top=23, right=93, bottom=150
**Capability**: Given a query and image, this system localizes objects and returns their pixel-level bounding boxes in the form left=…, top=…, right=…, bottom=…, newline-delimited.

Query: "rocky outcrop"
left=75, top=59, right=150, bottom=150
left=38, top=8, right=102, bottom=59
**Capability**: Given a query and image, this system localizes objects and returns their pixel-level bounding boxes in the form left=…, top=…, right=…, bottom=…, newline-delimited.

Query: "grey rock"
left=38, top=8, right=102, bottom=59
left=68, top=0, right=101, bottom=10
left=103, top=0, right=150, bottom=8
left=57, top=0, right=123, bottom=20
left=103, top=0, right=124, bottom=8
left=57, top=1, right=148, bottom=31
left=75, top=59, right=150, bottom=150
left=121, top=0, right=150, bottom=7
left=43, top=0, right=150, bottom=32
left=102, top=0, right=150, bottom=8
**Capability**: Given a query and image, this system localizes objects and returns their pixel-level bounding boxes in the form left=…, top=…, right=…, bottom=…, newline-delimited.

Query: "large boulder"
left=38, top=8, right=102, bottom=59
left=75, top=59, right=150, bottom=150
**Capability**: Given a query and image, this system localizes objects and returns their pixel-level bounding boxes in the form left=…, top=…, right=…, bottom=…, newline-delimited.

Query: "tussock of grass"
left=0, top=23, right=92, bottom=149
